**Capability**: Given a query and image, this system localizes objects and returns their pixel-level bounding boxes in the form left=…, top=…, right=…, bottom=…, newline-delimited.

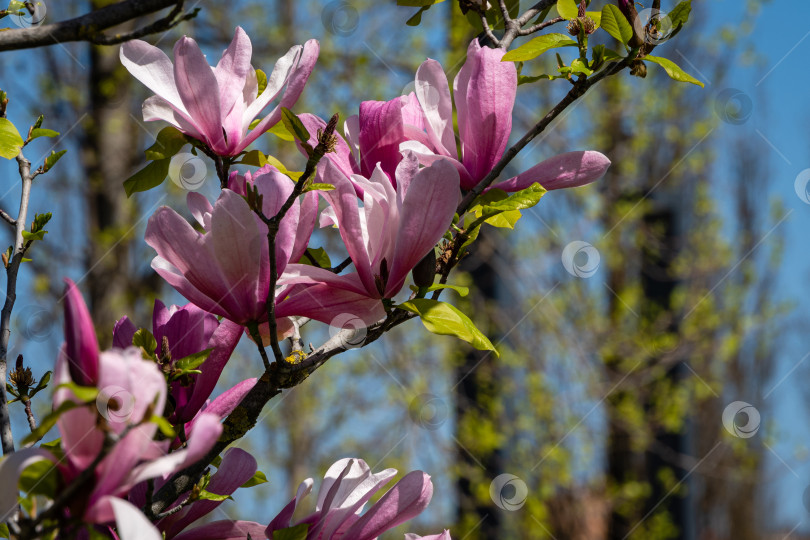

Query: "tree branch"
left=0, top=0, right=189, bottom=52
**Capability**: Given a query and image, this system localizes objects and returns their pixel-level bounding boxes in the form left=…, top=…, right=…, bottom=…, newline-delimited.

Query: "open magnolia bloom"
left=280, top=154, right=459, bottom=304
left=398, top=38, right=611, bottom=192
left=162, top=457, right=444, bottom=540
left=113, top=299, right=246, bottom=424
left=0, top=285, right=223, bottom=527
left=145, top=165, right=384, bottom=332
left=120, top=27, right=319, bottom=156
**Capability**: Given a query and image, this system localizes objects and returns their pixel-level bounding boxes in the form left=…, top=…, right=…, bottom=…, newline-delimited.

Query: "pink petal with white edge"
left=405, top=531, right=453, bottom=540
left=173, top=36, right=225, bottom=152
left=142, top=95, right=203, bottom=140
left=491, top=150, right=611, bottom=192
left=342, top=470, right=434, bottom=540
left=387, top=159, right=459, bottom=296
left=415, top=59, right=456, bottom=158
left=214, top=27, right=253, bottom=147
left=173, top=520, right=267, bottom=540
left=119, top=40, right=184, bottom=111
left=109, top=497, right=163, bottom=540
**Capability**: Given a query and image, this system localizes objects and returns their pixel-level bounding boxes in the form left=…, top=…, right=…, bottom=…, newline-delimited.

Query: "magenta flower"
left=171, top=457, right=435, bottom=540
left=120, top=27, right=319, bottom=157
left=63, top=278, right=99, bottom=385
left=296, top=93, right=425, bottom=193
left=406, top=533, right=452, bottom=540
left=400, top=39, right=611, bottom=192
left=145, top=165, right=383, bottom=331
left=113, top=299, right=243, bottom=424
left=280, top=154, right=459, bottom=304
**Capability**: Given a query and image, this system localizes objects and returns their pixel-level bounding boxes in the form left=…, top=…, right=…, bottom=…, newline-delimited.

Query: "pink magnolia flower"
left=63, top=278, right=99, bottom=385
left=113, top=299, right=244, bottom=424
left=120, top=27, right=319, bottom=156
left=280, top=155, right=459, bottom=303
left=172, top=457, right=435, bottom=540
left=145, top=165, right=383, bottom=331
left=405, top=532, right=452, bottom=540
left=402, top=39, right=611, bottom=192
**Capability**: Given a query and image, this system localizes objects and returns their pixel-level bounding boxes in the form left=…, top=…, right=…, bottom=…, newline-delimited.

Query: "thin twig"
left=518, top=16, right=564, bottom=35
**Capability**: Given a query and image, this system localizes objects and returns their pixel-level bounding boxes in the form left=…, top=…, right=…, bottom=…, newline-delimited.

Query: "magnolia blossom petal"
left=460, top=40, right=516, bottom=183
left=173, top=520, right=267, bottom=540
left=415, top=59, right=456, bottom=158
left=120, top=40, right=184, bottom=111
left=387, top=159, right=459, bottom=296
left=342, top=471, right=434, bottom=540
left=179, top=320, right=245, bottom=423
left=298, top=113, right=357, bottom=180
left=161, top=448, right=257, bottom=538
left=63, top=279, right=100, bottom=385
left=405, top=531, right=453, bottom=540
left=0, top=448, right=54, bottom=522
left=142, top=95, right=203, bottom=140
left=173, top=36, right=225, bottom=151
left=358, top=97, right=415, bottom=180
left=291, top=191, right=320, bottom=264
left=109, top=497, right=163, bottom=540
left=112, top=316, right=137, bottom=349
left=266, top=479, right=314, bottom=534
left=276, top=281, right=386, bottom=326
left=189, top=378, right=257, bottom=428
left=214, top=27, right=253, bottom=145
left=128, top=413, right=222, bottom=486
left=491, top=151, right=611, bottom=192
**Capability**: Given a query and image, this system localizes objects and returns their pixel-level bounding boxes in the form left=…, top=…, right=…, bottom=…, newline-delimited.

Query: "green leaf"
left=471, top=183, right=547, bottom=226
left=256, top=68, right=268, bottom=96
left=149, top=415, right=177, bottom=438
left=502, top=33, right=577, bottom=62
left=280, top=108, right=311, bottom=144
left=300, top=247, right=332, bottom=268
left=43, top=149, right=66, bottom=172
left=273, top=524, right=311, bottom=540
left=409, top=283, right=469, bottom=297
left=28, top=128, right=59, bottom=140
left=406, top=6, right=429, bottom=26
left=304, top=183, right=334, bottom=192
left=240, top=149, right=268, bottom=167
left=21, top=401, right=80, bottom=446
left=174, top=348, right=213, bottom=371
left=132, top=328, right=158, bottom=357
left=556, top=0, right=578, bottom=19
left=587, top=10, right=602, bottom=28
left=123, top=159, right=170, bottom=197
left=398, top=298, right=497, bottom=355
left=601, top=4, right=633, bottom=44
left=196, top=489, right=232, bottom=502
left=241, top=469, right=269, bottom=488
left=19, top=458, right=58, bottom=498
left=21, top=230, right=46, bottom=242
left=55, top=382, right=99, bottom=403
left=0, top=522, right=9, bottom=538
left=644, top=55, right=704, bottom=87
left=267, top=123, right=294, bottom=142
left=144, top=126, right=188, bottom=160
left=668, top=1, right=691, bottom=29
left=570, top=58, right=594, bottom=76
left=485, top=209, right=522, bottom=228
left=0, top=118, right=23, bottom=159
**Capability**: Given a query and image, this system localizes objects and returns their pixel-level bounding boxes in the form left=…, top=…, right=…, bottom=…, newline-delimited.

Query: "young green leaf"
left=601, top=4, right=633, bottom=44
left=644, top=55, right=704, bottom=87
left=241, top=469, right=269, bottom=488
left=240, top=149, right=268, bottom=167
left=55, top=382, right=100, bottom=403
left=300, top=247, right=332, bottom=268
left=149, top=415, right=177, bottom=438
left=556, top=0, right=578, bottom=19
left=409, top=283, right=470, bottom=297
left=0, top=118, right=23, bottom=159
left=43, top=149, right=66, bottom=172
left=280, top=108, right=311, bottom=144
left=19, top=459, right=59, bottom=498
left=123, top=159, right=171, bottom=197
left=28, top=128, right=59, bottom=141
left=196, top=490, right=232, bottom=502
left=256, top=68, right=268, bottom=96
left=502, top=33, right=578, bottom=62
left=144, top=126, right=188, bottom=160
left=398, top=298, right=498, bottom=356
left=272, top=524, right=311, bottom=540
left=132, top=328, right=158, bottom=358
left=174, top=348, right=214, bottom=372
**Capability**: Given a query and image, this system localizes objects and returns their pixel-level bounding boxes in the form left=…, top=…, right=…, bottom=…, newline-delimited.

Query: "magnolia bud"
left=412, top=250, right=437, bottom=289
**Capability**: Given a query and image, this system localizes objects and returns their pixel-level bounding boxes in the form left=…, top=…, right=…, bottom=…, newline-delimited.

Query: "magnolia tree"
left=0, top=0, right=699, bottom=538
